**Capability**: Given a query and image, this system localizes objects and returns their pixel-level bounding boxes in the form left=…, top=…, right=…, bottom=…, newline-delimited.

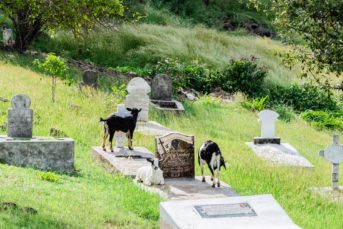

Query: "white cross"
left=319, top=135, right=343, bottom=190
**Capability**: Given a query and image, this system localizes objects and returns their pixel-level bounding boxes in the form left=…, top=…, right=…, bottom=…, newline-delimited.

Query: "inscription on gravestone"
left=8, top=94, right=33, bottom=138
left=156, top=133, right=194, bottom=178
left=194, top=203, right=257, bottom=218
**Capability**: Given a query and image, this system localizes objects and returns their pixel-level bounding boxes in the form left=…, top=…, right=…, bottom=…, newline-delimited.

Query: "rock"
left=177, top=88, right=198, bottom=101
left=209, top=88, right=234, bottom=103
left=244, top=22, right=273, bottom=38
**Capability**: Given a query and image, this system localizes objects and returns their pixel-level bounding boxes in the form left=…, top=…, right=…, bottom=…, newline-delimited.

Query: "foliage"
left=249, top=0, right=343, bottom=84
left=266, top=83, right=338, bottom=112
left=37, top=171, right=60, bottom=183
left=220, top=57, right=267, bottom=97
left=240, top=96, right=268, bottom=112
left=0, top=0, right=124, bottom=51
left=34, top=53, right=69, bottom=102
left=152, top=57, right=267, bottom=96
left=273, top=105, right=296, bottom=123
left=112, top=83, right=127, bottom=102
left=301, top=110, right=343, bottom=131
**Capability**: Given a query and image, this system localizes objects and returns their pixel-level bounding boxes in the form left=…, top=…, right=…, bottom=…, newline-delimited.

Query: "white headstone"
left=3, top=28, right=14, bottom=46
left=258, top=110, right=279, bottom=138
left=125, top=77, right=151, bottom=122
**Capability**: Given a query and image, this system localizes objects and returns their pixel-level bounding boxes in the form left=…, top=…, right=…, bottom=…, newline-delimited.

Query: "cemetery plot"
left=160, top=195, right=301, bottom=229
left=0, top=95, right=74, bottom=173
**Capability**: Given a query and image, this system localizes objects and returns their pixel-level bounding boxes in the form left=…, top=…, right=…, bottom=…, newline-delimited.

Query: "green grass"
left=1, top=58, right=343, bottom=228
left=32, top=23, right=300, bottom=86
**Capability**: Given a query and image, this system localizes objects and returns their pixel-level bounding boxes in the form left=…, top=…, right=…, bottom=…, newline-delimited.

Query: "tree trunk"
left=11, top=10, right=43, bottom=52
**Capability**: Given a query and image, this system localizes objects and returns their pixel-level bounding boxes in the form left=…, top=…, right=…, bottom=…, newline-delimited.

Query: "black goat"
left=198, top=140, right=226, bottom=188
left=100, top=108, right=141, bottom=152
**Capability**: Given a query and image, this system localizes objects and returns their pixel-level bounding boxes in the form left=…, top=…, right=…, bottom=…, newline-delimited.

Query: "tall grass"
left=33, top=23, right=299, bottom=85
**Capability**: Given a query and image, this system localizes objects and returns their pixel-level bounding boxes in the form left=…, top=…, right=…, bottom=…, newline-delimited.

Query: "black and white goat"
left=100, top=108, right=141, bottom=152
left=198, top=140, right=226, bottom=188
left=135, top=158, right=164, bottom=186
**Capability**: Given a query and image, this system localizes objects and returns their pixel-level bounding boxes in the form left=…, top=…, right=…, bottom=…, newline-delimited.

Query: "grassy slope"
left=33, top=23, right=301, bottom=86
left=0, top=60, right=342, bottom=228
left=0, top=63, right=160, bottom=229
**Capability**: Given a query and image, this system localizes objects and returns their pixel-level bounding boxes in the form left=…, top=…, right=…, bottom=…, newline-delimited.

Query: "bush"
left=240, top=96, right=268, bottom=111
left=274, top=105, right=296, bottom=122
left=267, top=83, right=338, bottom=112
left=37, top=171, right=60, bottom=183
left=301, top=110, right=343, bottom=131
left=220, top=58, right=267, bottom=97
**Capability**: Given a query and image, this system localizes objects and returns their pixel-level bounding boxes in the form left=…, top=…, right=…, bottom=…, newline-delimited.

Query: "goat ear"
left=127, top=108, right=132, bottom=111
left=138, top=108, right=142, bottom=112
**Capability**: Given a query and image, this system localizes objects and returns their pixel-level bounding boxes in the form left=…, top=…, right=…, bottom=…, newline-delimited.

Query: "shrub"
left=240, top=96, right=268, bottom=112
left=301, top=110, right=343, bottom=131
left=37, top=171, right=60, bottom=183
left=267, top=83, right=338, bottom=112
left=274, top=105, right=296, bottom=122
left=220, top=58, right=267, bottom=97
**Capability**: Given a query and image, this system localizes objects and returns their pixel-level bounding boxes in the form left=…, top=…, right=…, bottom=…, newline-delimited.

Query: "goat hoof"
left=103, top=148, right=106, bottom=152
left=110, top=149, right=114, bottom=152
left=212, top=184, right=215, bottom=188
left=211, top=177, right=213, bottom=181
left=217, top=183, right=221, bottom=187
left=202, top=177, right=205, bottom=182
left=129, top=147, right=133, bottom=151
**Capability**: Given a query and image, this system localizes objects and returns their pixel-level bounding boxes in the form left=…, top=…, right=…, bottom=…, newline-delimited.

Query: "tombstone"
left=0, top=94, right=74, bottom=173
left=7, top=94, right=33, bottom=138
left=82, top=70, right=98, bottom=87
left=254, top=109, right=281, bottom=144
left=151, top=74, right=172, bottom=101
left=319, top=135, right=343, bottom=190
left=125, top=77, right=151, bottom=122
left=150, top=74, right=185, bottom=112
left=114, top=104, right=131, bottom=148
left=156, top=133, right=194, bottom=178
left=3, top=28, right=14, bottom=47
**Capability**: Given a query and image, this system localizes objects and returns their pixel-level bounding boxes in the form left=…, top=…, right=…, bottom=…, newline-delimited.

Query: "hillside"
left=0, top=61, right=342, bottom=228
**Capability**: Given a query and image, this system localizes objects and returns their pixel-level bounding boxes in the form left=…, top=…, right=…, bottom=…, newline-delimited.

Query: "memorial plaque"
left=194, top=203, right=257, bottom=218
left=156, top=133, right=194, bottom=178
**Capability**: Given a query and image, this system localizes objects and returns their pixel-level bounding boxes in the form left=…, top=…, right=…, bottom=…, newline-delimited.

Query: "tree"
left=0, top=0, right=123, bottom=52
left=34, top=53, right=68, bottom=103
left=249, top=0, right=343, bottom=85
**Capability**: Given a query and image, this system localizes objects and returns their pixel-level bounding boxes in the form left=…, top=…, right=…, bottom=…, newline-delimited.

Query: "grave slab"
left=136, top=121, right=175, bottom=136
left=246, top=142, right=313, bottom=168
left=0, top=136, right=74, bottom=173
left=135, top=176, right=237, bottom=200
left=92, top=146, right=154, bottom=177
left=160, top=194, right=300, bottom=229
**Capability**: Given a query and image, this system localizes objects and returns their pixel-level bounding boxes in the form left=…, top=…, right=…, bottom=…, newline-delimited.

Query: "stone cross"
left=319, top=135, right=343, bottom=190
left=258, top=110, right=279, bottom=138
left=114, top=104, right=131, bottom=148
left=124, top=77, right=151, bottom=122
left=8, top=94, right=33, bottom=138
left=3, top=28, right=14, bottom=47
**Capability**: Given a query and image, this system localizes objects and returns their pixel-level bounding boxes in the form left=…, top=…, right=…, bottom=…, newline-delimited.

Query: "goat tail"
left=100, top=117, right=106, bottom=122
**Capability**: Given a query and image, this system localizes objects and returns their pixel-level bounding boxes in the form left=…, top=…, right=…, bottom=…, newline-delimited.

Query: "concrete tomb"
left=0, top=95, right=74, bottom=173
left=160, top=194, right=300, bottom=229
left=150, top=74, right=184, bottom=112
left=254, top=109, right=280, bottom=144
left=156, top=132, right=194, bottom=178
left=247, top=109, right=313, bottom=168
left=125, top=77, right=151, bottom=122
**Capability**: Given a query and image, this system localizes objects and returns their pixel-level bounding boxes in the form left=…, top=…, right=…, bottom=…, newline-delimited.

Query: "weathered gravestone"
left=0, top=94, right=74, bottom=173
left=156, top=132, right=194, bottom=178
left=8, top=94, right=33, bottom=138
left=150, top=74, right=184, bottom=112
left=125, top=77, right=150, bottom=122
left=82, top=70, right=98, bottom=87
left=2, top=28, right=14, bottom=47
left=319, top=135, right=343, bottom=190
left=254, top=109, right=280, bottom=144
left=151, top=74, right=172, bottom=101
